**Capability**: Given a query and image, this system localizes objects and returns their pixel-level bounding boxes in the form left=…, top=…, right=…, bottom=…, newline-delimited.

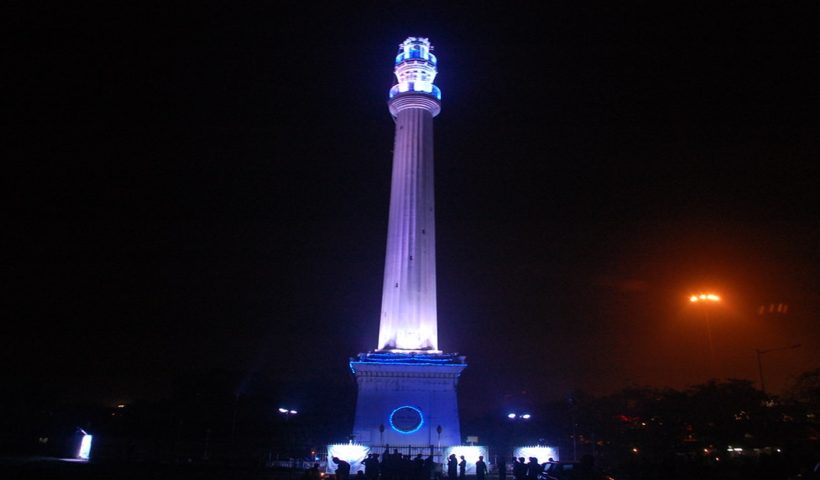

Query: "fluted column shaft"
left=378, top=95, right=439, bottom=351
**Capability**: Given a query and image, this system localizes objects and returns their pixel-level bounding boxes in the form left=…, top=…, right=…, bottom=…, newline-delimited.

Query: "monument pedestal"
left=350, top=352, right=466, bottom=447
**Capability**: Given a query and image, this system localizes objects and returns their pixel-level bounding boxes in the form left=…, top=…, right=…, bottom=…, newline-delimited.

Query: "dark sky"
left=7, top=2, right=820, bottom=416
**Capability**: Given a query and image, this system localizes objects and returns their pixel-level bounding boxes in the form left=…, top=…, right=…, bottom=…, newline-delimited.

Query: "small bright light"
left=117, top=404, right=126, bottom=409
left=78, top=434, right=93, bottom=460
left=289, top=410, right=298, bottom=415
left=278, top=407, right=288, bottom=413
left=632, top=447, right=639, bottom=454
left=521, top=414, right=532, bottom=419
left=690, top=295, right=699, bottom=302
left=507, top=413, right=516, bottom=419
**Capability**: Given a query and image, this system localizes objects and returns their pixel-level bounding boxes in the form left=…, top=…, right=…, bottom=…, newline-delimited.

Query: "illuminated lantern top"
left=389, top=37, right=441, bottom=101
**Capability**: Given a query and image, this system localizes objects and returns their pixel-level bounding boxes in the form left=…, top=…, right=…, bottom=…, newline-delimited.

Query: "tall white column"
left=378, top=79, right=441, bottom=351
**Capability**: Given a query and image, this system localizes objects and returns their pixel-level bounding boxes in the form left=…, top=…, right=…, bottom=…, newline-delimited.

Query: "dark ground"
left=0, top=457, right=283, bottom=480
left=1, top=457, right=815, bottom=480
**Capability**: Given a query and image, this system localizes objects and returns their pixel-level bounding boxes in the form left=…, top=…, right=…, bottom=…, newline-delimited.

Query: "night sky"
left=7, top=2, right=820, bottom=418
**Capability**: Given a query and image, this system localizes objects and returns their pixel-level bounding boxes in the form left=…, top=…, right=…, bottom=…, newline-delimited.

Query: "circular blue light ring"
left=389, top=406, right=424, bottom=434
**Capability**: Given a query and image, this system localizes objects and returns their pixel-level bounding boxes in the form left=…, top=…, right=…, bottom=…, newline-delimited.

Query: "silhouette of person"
left=513, top=457, right=527, bottom=480
left=475, top=456, right=488, bottom=480
left=423, top=455, right=434, bottom=480
left=447, top=454, right=458, bottom=480
left=393, top=449, right=402, bottom=480
left=381, top=446, right=391, bottom=480
left=308, top=463, right=322, bottom=480
left=458, top=456, right=466, bottom=479
left=364, top=453, right=380, bottom=480
left=399, top=454, right=411, bottom=480
left=333, top=457, right=352, bottom=480
left=526, top=458, right=539, bottom=480
left=497, top=456, right=507, bottom=480
left=413, top=454, right=425, bottom=480
left=543, top=458, right=556, bottom=477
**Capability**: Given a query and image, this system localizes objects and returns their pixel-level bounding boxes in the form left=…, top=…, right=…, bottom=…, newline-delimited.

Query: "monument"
left=350, top=37, right=467, bottom=448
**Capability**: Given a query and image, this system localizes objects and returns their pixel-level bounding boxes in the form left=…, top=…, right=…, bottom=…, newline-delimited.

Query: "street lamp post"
left=506, top=412, right=531, bottom=455
left=689, top=293, right=721, bottom=376
left=755, top=344, right=800, bottom=396
left=567, top=395, right=577, bottom=462
left=276, top=408, right=298, bottom=472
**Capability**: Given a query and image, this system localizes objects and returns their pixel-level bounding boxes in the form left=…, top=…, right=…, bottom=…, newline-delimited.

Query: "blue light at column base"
left=389, top=405, right=424, bottom=434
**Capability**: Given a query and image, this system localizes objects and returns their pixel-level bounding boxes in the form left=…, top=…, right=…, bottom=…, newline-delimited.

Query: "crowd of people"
left=510, top=456, right=555, bottom=480
left=314, top=449, right=553, bottom=480
left=360, top=448, right=436, bottom=480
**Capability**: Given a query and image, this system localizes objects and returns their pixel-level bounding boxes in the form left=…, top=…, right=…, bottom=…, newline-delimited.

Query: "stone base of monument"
left=349, top=352, right=467, bottom=448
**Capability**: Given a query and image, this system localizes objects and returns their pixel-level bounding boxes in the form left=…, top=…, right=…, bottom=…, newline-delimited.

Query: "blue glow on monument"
left=389, top=405, right=424, bottom=434
left=389, top=37, right=441, bottom=101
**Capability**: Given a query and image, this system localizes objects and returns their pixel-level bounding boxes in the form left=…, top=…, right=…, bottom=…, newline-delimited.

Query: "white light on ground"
left=444, top=446, right=489, bottom=475
left=326, top=444, right=370, bottom=474
left=514, top=446, right=559, bottom=463
left=78, top=434, right=93, bottom=460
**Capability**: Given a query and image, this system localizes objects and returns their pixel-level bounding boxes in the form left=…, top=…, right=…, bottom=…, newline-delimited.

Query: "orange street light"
left=689, top=292, right=722, bottom=377
left=690, top=293, right=721, bottom=303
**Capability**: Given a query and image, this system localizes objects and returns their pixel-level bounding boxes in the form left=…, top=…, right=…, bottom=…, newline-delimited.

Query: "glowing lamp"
left=690, top=293, right=720, bottom=303
left=507, top=413, right=517, bottom=419
left=78, top=431, right=93, bottom=460
left=389, top=37, right=441, bottom=102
